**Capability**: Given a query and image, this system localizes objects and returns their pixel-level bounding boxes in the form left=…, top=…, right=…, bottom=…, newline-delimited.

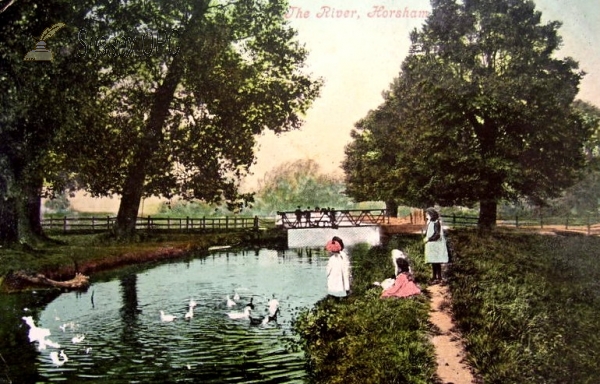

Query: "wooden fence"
left=442, top=214, right=600, bottom=235
left=41, top=215, right=261, bottom=234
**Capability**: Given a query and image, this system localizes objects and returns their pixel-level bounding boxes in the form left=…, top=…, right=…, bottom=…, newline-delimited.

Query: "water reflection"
left=1, top=247, right=327, bottom=382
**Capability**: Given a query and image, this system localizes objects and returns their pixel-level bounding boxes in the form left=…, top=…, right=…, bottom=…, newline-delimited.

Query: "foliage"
left=448, top=229, right=600, bottom=383
left=343, top=0, right=591, bottom=229
left=251, top=159, right=358, bottom=215
left=293, top=238, right=437, bottom=384
left=0, top=0, right=113, bottom=243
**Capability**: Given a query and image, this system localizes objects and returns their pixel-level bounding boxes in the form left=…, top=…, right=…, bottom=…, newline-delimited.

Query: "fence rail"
left=41, top=216, right=261, bottom=233
left=441, top=214, right=600, bottom=235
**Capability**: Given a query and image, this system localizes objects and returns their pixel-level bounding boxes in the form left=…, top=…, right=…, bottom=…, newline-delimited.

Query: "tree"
left=65, top=0, right=321, bottom=238
left=253, top=159, right=351, bottom=215
left=344, top=0, right=590, bottom=229
left=0, top=0, right=112, bottom=245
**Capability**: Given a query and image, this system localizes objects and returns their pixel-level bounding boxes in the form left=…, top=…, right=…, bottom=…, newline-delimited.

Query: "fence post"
left=452, top=214, right=456, bottom=226
left=515, top=214, right=519, bottom=228
left=63, top=216, right=67, bottom=234
left=540, top=213, right=543, bottom=229
left=186, top=217, right=189, bottom=231
left=202, top=216, right=206, bottom=230
left=226, top=216, right=229, bottom=230
left=107, top=215, right=111, bottom=230
left=254, top=216, right=259, bottom=231
left=147, top=216, right=151, bottom=230
left=565, top=214, right=569, bottom=229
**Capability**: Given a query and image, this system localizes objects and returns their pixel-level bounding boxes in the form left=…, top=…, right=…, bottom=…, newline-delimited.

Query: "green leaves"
left=343, top=0, right=590, bottom=224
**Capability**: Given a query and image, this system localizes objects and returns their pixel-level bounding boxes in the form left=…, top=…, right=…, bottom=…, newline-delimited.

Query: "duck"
left=71, top=334, right=85, bottom=344
left=226, top=295, right=236, bottom=308
left=22, top=316, right=51, bottom=343
left=267, top=296, right=280, bottom=319
left=184, top=306, right=194, bottom=320
left=226, top=306, right=252, bottom=320
left=160, top=310, right=177, bottom=322
left=50, top=350, right=68, bottom=366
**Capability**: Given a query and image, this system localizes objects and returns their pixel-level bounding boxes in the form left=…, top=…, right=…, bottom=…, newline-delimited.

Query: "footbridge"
left=276, top=209, right=390, bottom=247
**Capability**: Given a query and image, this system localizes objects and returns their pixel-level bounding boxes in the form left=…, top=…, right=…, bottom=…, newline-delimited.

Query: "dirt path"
left=428, top=283, right=478, bottom=384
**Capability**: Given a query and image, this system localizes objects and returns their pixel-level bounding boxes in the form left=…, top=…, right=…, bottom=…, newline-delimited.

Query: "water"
left=0, top=247, right=328, bottom=383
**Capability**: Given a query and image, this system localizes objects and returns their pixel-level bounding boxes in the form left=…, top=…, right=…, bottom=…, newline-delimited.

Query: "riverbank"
left=0, top=229, right=286, bottom=293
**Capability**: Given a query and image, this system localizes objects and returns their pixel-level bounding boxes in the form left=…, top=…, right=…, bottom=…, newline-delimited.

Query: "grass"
left=292, top=236, right=439, bottom=384
left=448, top=229, right=600, bottom=384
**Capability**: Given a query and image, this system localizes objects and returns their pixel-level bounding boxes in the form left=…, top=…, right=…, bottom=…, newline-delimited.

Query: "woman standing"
left=325, top=238, right=351, bottom=297
left=423, top=207, right=448, bottom=284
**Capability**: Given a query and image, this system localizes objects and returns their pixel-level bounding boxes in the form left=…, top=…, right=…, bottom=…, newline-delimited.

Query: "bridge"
left=276, top=209, right=389, bottom=229
left=276, top=209, right=393, bottom=247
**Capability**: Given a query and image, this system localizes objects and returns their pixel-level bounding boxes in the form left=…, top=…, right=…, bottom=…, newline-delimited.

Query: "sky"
left=241, top=0, right=600, bottom=191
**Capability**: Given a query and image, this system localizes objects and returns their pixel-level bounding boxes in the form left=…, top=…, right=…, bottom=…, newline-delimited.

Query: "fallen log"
left=12, top=271, right=90, bottom=290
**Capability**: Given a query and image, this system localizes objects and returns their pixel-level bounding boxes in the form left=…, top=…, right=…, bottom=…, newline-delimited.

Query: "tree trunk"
left=114, top=36, right=189, bottom=238
left=385, top=200, right=399, bottom=217
left=0, top=197, right=18, bottom=244
left=15, top=178, right=47, bottom=246
left=478, top=199, right=497, bottom=230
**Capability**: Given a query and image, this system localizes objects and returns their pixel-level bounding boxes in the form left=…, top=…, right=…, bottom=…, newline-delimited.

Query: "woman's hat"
left=325, top=240, right=342, bottom=253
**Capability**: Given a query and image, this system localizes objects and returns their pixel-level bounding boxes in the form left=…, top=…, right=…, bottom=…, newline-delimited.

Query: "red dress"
left=381, top=273, right=421, bottom=298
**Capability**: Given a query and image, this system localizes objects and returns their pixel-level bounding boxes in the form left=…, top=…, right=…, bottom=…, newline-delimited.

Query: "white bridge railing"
left=276, top=209, right=389, bottom=229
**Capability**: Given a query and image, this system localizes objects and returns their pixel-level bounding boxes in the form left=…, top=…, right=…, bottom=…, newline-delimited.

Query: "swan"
left=226, top=295, right=236, bottom=308
left=71, top=334, right=85, bottom=344
left=233, top=291, right=240, bottom=301
left=227, top=306, right=252, bottom=320
left=160, top=310, right=177, bottom=322
left=245, top=297, right=255, bottom=310
left=189, top=298, right=197, bottom=309
left=50, top=350, right=68, bottom=366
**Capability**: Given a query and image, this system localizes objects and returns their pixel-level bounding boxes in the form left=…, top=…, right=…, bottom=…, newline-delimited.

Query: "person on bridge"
left=423, top=207, right=448, bottom=284
left=325, top=238, right=351, bottom=297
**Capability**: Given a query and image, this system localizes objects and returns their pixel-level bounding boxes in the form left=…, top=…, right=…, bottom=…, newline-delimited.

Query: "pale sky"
left=242, top=0, right=600, bottom=191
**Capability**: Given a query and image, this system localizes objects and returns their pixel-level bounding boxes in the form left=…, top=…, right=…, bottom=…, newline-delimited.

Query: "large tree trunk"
left=0, top=197, right=18, bottom=244
left=15, top=176, right=47, bottom=246
left=114, top=13, right=196, bottom=238
left=478, top=199, right=497, bottom=230
left=385, top=200, right=399, bottom=217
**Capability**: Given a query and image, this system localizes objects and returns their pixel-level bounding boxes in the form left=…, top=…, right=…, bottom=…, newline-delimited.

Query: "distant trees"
left=252, top=159, right=353, bottom=215
left=343, top=0, right=592, bottom=229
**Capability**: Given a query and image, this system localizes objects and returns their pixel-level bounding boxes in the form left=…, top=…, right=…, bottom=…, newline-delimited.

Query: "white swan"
left=189, top=298, right=197, bottom=309
left=226, top=295, right=236, bottom=308
left=50, top=350, right=68, bottom=366
left=227, top=306, right=252, bottom=320
left=233, top=291, right=240, bottom=301
left=160, top=310, right=177, bottom=322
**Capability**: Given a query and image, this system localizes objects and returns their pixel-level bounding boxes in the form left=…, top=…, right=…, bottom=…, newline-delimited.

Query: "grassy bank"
left=293, top=235, right=439, bottom=384
left=0, top=229, right=286, bottom=292
left=448, top=229, right=600, bottom=383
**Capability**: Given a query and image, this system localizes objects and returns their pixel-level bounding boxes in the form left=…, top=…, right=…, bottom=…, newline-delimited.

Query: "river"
left=0, top=247, right=328, bottom=383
